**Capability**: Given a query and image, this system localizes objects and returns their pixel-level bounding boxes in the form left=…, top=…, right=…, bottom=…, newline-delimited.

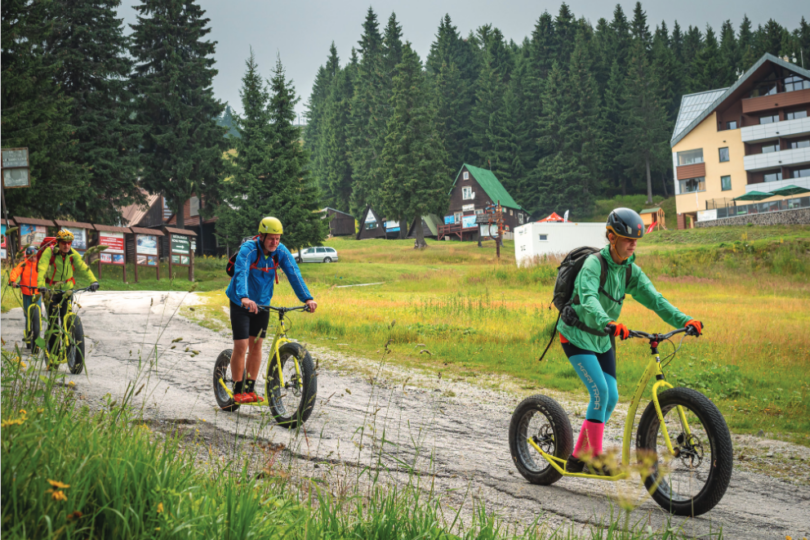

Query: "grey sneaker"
left=566, top=455, right=585, bottom=473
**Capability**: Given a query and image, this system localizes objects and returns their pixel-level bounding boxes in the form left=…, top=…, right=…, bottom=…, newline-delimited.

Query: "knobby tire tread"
left=509, top=394, right=573, bottom=486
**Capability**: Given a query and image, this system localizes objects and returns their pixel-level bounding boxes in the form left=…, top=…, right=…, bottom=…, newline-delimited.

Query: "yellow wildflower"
left=37, top=408, right=44, bottom=414
left=49, top=490, right=68, bottom=501
left=157, top=502, right=164, bottom=514
left=1, top=417, right=26, bottom=428
left=19, top=409, right=27, bottom=415
left=47, top=479, right=71, bottom=489
left=68, top=381, right=76, bottom=387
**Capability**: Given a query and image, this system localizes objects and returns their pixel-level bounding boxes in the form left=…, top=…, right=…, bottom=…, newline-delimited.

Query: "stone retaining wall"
left=696, top=207, right=810, bottom=228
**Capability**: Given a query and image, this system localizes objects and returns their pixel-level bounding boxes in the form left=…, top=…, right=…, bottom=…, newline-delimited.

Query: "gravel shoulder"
left=2, top=291, right=809, bottom=539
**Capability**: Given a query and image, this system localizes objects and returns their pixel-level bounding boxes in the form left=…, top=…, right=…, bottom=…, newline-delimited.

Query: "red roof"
left=537, top=212, right=565, bottom=223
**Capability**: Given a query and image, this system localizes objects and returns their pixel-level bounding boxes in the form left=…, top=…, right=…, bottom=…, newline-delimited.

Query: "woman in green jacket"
left=558, top=208, right=702, bottom=474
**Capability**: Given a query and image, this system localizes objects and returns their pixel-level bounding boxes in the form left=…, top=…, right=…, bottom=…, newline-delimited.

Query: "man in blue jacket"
left=225, top=217, right=317, bottom=403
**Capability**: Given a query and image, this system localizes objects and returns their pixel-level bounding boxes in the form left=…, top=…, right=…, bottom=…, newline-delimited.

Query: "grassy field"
left=4, top=227, right=810, bottom=443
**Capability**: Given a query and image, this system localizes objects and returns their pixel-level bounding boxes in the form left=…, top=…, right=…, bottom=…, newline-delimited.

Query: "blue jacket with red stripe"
left=225, top=240, right=312, bottom=307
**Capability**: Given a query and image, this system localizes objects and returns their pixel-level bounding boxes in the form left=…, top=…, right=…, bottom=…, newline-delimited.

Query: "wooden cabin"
left=318, top=207, right=355, bottom=237
left=439, top=164, right=529, bottom=241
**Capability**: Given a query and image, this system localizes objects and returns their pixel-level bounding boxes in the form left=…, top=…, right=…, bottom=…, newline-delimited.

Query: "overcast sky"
left=117, top=0, right=808, bottom=120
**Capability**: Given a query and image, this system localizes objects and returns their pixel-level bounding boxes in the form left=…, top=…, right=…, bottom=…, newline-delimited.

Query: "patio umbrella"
left=734, top=191, right=775, bottom=201
left=769, top=184, right=810, bottom=197
left=537, top=212, right=565, bottom=222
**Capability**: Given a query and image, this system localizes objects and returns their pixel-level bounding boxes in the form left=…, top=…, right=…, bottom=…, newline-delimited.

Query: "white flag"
left=563, top=210, right=569, bottom=223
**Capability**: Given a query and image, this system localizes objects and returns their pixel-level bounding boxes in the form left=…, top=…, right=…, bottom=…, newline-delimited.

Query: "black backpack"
left=537, top=247, right=631, bottom=361
left=226, top=236, right=280, bottom=284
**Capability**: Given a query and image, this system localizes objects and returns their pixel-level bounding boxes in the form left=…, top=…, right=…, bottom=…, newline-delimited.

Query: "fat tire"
left=214, top=349, right=240, bottom=412
left=509, top=394, right=572, bottom=485
left=267, top=342, right=317, bottom=429
left=67, top=316, right=85, bottom=375
left=636, top=387, right=733, bottom=517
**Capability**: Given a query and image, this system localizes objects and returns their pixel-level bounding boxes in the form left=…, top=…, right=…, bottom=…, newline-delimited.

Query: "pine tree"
left=379, top=43, right=449, bottom=248
left=798, top=17, right=810, bottom=69
left=433, top=60, right=465, bottom=174
left=215, top=50, right=274, bottom=249
left=718, top=21, right=740, bottom=86
left=305, top=43, right=340, bottom=196
left=470, top=35, right=507, bottom=168
left=671, top=21, right=685, bottom=64
left=554, top=3, right=576, bottom=65
left=609, top=4, right=632, bottom=68
left=682, top=25, right=704, bottom=92
left=630, top=1, right=650, bottom=51
left=321, top=68, right=354, bottom=212
left=690, top=26, right=723, bottom=91
left=600, top=60, right=627, bottom=195
left=739, top=15, right=758, bottom=71
left=130, top=0, right=225, bottom=229
left=47, top=0, right=142, bottom=224
left=264, top=57, right=328, bottom=252
left=619, top=40, right=670, bottom=204
left=2, top=0, right=87, bottom=218
left=760, top=19, right=785, bottom=56
left=592, top=18, right=613, bottom=96
left=217, top=105, right=240, bottom=139
left=349, top=8, right=385, bottom=216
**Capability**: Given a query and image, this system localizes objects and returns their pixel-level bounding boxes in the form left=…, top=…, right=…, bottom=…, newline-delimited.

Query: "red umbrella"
left=537, top=212, right=565, bottom=222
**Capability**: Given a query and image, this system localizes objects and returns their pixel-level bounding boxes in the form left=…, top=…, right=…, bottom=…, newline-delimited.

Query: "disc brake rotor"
left=677, top=432, right=705, bottom=468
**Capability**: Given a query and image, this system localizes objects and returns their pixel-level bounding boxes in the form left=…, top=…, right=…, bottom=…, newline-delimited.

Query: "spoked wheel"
left=67, top=315, right=85, bottom=375
left=267, top=342, right=316, bottom=429
left=637, top=387, right=733, bottom=516
left=509, top=394, right=573, bottom=485
left=213, top=349, right=239, bottom=412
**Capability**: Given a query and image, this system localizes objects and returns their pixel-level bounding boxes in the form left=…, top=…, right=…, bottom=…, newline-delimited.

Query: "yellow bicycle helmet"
left=258, top=217, right=283, bottom=235
left=56, top=229, right=75, bottom=243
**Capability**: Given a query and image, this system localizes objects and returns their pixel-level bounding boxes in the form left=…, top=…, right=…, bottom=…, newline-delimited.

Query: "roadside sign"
left=1, top=148, right=31, bottom=189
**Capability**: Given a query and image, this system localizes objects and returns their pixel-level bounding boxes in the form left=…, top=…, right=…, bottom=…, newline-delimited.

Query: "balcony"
left=741, top=88, right=810, bottom=114
left=741, top=116, right=810, bottom=143
left=676, top=162, right=705, bottom=180
left=743, top=146, right=810, bottom=172
left=744, top=176, right=810, bottom=194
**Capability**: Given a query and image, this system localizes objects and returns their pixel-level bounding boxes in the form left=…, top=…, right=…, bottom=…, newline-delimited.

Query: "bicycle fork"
left=647, top=342, right=693, bottom=458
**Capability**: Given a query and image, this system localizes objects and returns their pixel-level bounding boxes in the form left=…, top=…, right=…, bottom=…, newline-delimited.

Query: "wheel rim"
left=515, top=408, right=556, bottom=474
left=272, top=352, right=303, bottom=417
left=644, top=403, right=714, bottom=504
left=215, top=359, right=234, bottom=404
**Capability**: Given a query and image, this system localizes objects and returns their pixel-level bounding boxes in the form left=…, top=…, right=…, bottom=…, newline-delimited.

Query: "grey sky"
left=117, top=0, right=808, bottom=120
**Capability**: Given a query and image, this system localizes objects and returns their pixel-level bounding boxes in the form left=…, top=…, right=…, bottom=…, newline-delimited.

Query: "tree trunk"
left=176, top=200, right=185, bottom=229
left=414, top=216, right=427, bottom=249
left=661, top=169, right=669, bottom=198
left=645, top=156, right=653, bottom=204
left=399, top=215, right=407, bottom=239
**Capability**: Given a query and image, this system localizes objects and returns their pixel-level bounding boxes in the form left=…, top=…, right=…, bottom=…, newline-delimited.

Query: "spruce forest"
left=306, top=4, right=810, bottom=222
left=2, top=0, right=810, bottom=239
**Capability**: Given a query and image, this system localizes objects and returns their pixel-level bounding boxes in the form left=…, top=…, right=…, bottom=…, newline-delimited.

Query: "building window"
left=475, top=208, right=483, bottom=215
left=365, top=222, right=377, bottom=230
left=784, top=75, right=810, bottom=92
left=463, top=171, right=469, bottom=180
left=786, top=110, right=808, bottom=121
left=454, top=211, right=462, bottom=223
left=539, top=234, right=548, bottom=241
left=727, top=121, right=738, bottom=130
left=793, top=168, right=810, bottom=178
left=509, top=209, right=513, bottom=216
left=789, top=139, right=810, bottom=149
left=761, top=143, right=780, bottom=154
left=462, top=186, right=473, bottom=200
left=721, top=176, right=732, bottom=191
left=760, top=114, right=779, bottom=124
left=763, top=171, right=783, bottom=182
left=677, top=149, right=703, bottom=166
left=679, top=177, right=706, bottom=193
left=719, top=147, right=729, bottom=162
left=518, top=213, right=524, bottom=224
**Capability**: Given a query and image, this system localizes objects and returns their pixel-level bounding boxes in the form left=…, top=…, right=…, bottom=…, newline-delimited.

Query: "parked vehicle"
left=298, top=246, right=338, bottom=263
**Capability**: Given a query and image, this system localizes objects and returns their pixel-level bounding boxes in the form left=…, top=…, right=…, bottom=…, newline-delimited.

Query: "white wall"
left=514, top=222, right=608, bottom=266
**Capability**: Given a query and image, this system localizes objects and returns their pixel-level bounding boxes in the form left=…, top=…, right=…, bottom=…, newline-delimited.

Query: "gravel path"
left=2, top=291, right=808, bottom=539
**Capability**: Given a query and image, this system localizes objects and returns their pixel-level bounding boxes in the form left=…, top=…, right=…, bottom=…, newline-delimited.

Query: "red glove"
left=607, top=321, right=629, bottom=340
left=685, top=320, right=703, bottom=336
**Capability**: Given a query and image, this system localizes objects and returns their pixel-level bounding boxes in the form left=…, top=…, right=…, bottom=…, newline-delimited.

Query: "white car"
left=298, top=246, right=338, bottom=263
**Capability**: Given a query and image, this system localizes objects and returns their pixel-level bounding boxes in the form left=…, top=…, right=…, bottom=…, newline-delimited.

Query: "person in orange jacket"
left=9, top=246, right=42, bottom=349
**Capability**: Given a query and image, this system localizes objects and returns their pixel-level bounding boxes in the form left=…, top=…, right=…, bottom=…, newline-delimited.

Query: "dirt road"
left=3, top=291, right=808, bottom=538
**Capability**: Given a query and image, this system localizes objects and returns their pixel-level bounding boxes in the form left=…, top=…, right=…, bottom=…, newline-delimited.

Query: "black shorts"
left=229, top=301, right=269, bottom=341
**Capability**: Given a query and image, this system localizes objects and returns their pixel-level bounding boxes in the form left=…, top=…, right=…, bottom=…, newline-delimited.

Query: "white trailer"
left=514, top=222, right=608, bottom=266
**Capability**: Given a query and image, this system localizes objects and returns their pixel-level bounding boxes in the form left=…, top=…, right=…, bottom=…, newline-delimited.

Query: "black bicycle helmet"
left=606, top=208, right=645, bottom=239
left=25, top=246, right=38, bottom=256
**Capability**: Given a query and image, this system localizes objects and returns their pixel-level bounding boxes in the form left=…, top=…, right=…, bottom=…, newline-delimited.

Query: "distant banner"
left=99, top=232, right=124, bottom=254
left=444, top=215, right=454, bottom=224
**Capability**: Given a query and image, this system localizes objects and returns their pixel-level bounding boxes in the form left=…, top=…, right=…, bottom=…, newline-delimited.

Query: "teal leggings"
left=562, top=342, right=619, bottom=424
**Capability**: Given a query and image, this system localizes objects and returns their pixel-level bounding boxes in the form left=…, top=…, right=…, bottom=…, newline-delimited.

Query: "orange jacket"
left=9, top=258, right=39, bottom=296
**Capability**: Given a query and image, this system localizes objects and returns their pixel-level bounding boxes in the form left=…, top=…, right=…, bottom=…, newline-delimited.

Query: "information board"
left=1, top=224, right=7, bottom=259
left=171, top=235, right=190, bottom=255
left=137, top=235, right=158, bottom=255
left=20, top=224, right=47, bottom=246
left=66, top=227, right=87, bottom=251
left=99, top=232, right=124, bottom=253
left=462, top=215, right=477, bottom=229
